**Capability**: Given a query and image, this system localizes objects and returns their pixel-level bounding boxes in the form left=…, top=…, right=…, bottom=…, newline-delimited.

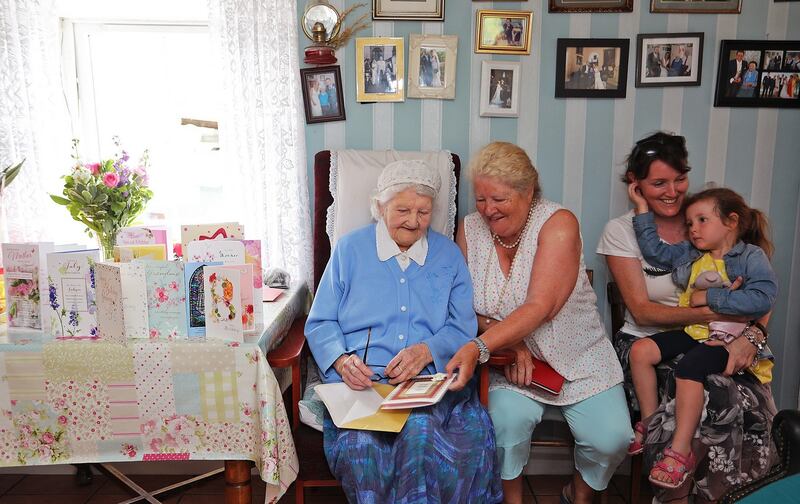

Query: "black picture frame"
left=713, top=40, right=800, bottom=108
left=555, top=38, right=630, bottom=98
left=300, top=65, right=347, bottom=124
left=635, top=32, right=704, bottom=88
left=650, top=0, right=741, bottom=13
left=549, top=0, right=633, bottom=13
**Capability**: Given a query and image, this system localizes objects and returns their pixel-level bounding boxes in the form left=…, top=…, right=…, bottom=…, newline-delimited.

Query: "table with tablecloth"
left=0, top=283, right=307, bottom=503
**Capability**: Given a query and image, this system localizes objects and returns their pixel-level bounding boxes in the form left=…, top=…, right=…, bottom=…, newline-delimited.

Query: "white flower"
left=73, top=167, right=91, bottom=184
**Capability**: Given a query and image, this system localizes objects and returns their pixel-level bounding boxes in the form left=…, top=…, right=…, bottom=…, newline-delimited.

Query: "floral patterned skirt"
left=613, top=331, right=778, bottom=503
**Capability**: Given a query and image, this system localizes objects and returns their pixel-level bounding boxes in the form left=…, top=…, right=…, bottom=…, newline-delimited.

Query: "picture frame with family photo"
left=475, top=10, right=533, bottom=55
left=713, top=40, right=800, bottom=108
left=408, top=34, right=458, bottom=100
left=356, top=37, right=405, bottom=102
left=635, top=33, right=704, bottom=88
left=300, top=66, right=346, bottom=124
left=479, top=60, right=521, bottom=117
left=555, top=38, right=630, bottom=98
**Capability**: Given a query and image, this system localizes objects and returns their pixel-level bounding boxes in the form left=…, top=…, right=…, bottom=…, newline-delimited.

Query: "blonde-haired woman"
left=447, top=142, right=632, bottom=504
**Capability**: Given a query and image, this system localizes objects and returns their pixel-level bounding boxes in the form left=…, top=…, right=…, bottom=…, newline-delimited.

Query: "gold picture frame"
left=373, top=0, right=444, bottom=20
left=356, top=37, right=405, bottom=102
left=408, top=34, right=458, bottom=100
left=475, top=10, right=533, bottom=55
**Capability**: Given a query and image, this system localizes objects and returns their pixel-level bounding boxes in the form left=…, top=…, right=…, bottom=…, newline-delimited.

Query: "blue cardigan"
left=305, top=223, right=477, bottom=383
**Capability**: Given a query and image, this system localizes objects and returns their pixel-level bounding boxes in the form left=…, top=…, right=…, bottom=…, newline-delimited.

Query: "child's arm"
left=705, top=247, right=778, bottom=318
left=627, top=181, right=694, bottom=270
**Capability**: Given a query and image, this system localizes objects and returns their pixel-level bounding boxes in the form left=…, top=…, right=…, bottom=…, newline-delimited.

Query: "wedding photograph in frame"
left=475, top=10, right=533, bottom=55
left=650, top=0, right=741, bottom=13
left=479, top=60, right=521, bottom=117
left=356, top=37, right=405, bottom=103
left=300, top=66, right=346, bottom=124
left=636, top=33, right=704, bottom=87
left=555, top=38, right=630, bottom=98
left=713, top=40, right=800, bottom=108
left=373, top=0, right=444, bottom=20
left=408, top=34, right=458, bottom=100
left=549, top=0, right=633, bottom=13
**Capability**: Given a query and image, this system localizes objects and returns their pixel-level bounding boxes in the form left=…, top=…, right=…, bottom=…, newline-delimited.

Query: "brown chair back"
left=607, top=281, right=626, bottom=335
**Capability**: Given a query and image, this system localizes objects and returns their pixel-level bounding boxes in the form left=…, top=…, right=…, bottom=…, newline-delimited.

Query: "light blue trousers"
left=488, top=384, right=632, bottom=491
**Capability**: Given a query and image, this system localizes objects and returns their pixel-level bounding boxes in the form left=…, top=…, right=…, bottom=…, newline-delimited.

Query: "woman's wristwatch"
left=472, top=337, right=490, bottom=364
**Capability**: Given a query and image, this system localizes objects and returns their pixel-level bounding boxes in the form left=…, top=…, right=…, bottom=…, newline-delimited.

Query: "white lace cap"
left=376, top=159, right=442, bottom=196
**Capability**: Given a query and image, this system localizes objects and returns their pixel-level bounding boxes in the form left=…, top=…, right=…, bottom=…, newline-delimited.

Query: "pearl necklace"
left=493, top=205, right=535, bottom=249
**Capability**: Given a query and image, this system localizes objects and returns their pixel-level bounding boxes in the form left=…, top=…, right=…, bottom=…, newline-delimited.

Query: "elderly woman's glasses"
left=362, top=327, right=388, bottom=382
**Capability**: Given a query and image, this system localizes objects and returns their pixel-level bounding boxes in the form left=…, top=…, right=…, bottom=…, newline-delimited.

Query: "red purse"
left=530, top=356, right=565, bottom=395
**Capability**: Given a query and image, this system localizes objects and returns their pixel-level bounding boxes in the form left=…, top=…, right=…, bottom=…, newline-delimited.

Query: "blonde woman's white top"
left=464, top=198, right=623, bottom=406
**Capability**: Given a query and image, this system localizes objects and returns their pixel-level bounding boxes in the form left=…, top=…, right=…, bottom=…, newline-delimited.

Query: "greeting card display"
left=180, top=223, right=243, bottom=260
left=45, top=249, right=101, bottom=338
left=242, top=240, right=264, bottom=324
left=184, top=261, right=222, bottom=338
left=141, top=260, right=187, bottom=340
left=226, top=264, right=256, bottom=331
left=116, top=226, right=168, bottom=247
left=94, top=263, right=129, bottom=344
left=113, top=244, right=167, bottom=262
left=185, top=239, right=245, bottom=265
left=1, top=242, right=54, bottom=329
left=203, top=266, right=243, bottom=342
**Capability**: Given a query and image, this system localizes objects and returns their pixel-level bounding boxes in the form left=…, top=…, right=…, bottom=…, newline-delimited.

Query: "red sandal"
left=627, top=421, right=646, bottom=455
left=648, top=446, right=696, bottom=489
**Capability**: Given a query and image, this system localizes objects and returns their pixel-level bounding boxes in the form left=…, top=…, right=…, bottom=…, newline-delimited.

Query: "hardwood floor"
left=0, top=472, right=656, bottom=503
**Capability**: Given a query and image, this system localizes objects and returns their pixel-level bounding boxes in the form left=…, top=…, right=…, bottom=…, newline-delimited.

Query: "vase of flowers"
left=50, top=138, right=153, bottom=260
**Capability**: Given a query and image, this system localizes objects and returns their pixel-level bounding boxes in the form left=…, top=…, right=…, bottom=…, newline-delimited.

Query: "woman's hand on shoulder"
left=446, top=342, right=479, bottom=391
left=505, top=342, right=535, bottom=387
left=386, top=344, right=433, bottom=384
left=333, top=354, right=375, bottom=390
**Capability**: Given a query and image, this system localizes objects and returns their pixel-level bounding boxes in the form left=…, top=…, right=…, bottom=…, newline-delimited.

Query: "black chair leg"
left=74, top=463, right=93, bottom=486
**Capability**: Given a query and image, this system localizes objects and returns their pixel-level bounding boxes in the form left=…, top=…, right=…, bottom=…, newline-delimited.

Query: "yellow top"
left=680, top=253, right=729, bottom=341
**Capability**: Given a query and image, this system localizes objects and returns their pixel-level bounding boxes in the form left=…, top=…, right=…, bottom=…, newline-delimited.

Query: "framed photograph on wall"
left=549, top=0, right=633, bottom=13
left=714, top=40, right=800, bottom=108
left=408, top=34, right=458, bottom=100
left=373, top=0, right=444, bottom=20
left=635, top=33, right=704, bottom=87
left=355, top=37, right=405, bottom=102
left=650, top=0, right=741, bottom=13
left=555, top=38, right=630, bottom=98
left=475, top=10, right=533, bottom=55
left=300, top=66, right=346, bottom=124
left=479, top=61, right=521, bottom=117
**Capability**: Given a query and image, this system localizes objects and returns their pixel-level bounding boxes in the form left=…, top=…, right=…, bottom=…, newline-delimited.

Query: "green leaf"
left=81, top=190, right=92, bottom=201
left=50, top=195, right=70, bottom=205
left=1, top=159, right=24, bottom=189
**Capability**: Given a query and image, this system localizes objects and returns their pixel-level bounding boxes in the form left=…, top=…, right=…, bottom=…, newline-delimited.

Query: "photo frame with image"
left=475, top=10, right=533, bottom=55
left=300, top=66, right=346, bottom=124
left=408, top=34, right=458, bottom=100
left=650, top=0, right=741, bottom=13
left=555, top=38, right=630, bottom=98
left=355, top=37, right=405, bottom=103
left=479, top=60, right=521, bottom=117
left=635, top=33, right=704, bottom=88
left=373, top=0, right=444, bottom=20
left=549, top=0, right=633, bottom=13
left=714, top=40, right=800, bottom=108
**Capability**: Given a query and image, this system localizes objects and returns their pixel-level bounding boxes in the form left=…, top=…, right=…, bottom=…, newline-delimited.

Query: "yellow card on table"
left=315, top=383, right=411, bottom=433
left=113, top=244, right=167, bottom=262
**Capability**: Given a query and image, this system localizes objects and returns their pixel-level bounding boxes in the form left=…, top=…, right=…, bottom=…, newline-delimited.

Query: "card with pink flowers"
left=140, top=260, right=187, bottom=340
left=1, top=242, right=54, bottom=329
left=242, top=240, right=264, bottom=324
left=203, top=266, right=243, bottom=342
left=116, top=226, right=168, bottom=247
left=223, top=264, right=255, bottom=332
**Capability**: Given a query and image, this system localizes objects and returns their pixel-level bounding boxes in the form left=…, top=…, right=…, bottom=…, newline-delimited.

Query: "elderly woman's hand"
left=386, top=344, right=433, bottom=384
left=445, top=343, right=479, bottom=391
left=505, top=342, right=535, bottom=387
left=333, top=354, right=375, bottom=390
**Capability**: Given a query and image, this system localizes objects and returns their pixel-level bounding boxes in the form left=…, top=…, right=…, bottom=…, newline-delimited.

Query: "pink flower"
left=149, top=328, right=160, bottom=340
left=127, top=448, right=137, bottom=457
left=169, top=281, right=178, bottom=290
left=86, top=163, right=101, bottom=175
left=102, top=172, right=120, bottom=188
left=38, top=445, right=53, bottom=459
left=58, top=415, right=68, bottom=425
left=41, top=432, right=55, bottom=445
left=155, top=287, right=169, bottom=303
left=141, top=419, right=157, bottom=435
left=149, top=438, right=163, bottom=452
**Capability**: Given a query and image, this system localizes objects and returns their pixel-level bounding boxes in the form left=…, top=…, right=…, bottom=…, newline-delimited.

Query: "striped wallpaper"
left=298, top=0, right=800, bottom=409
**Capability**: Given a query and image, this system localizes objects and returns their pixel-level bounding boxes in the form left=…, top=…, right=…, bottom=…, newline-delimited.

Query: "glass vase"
left=97, top=231, right=118, bottom=261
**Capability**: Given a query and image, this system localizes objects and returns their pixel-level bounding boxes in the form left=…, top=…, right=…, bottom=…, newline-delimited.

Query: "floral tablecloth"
left=0, top=284, right=308, bottom=503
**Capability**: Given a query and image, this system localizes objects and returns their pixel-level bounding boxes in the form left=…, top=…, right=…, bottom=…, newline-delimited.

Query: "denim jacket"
left=632, top=212, right=777, bottom=319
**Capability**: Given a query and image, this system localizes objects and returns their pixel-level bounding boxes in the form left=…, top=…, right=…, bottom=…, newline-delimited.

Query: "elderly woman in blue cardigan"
left=305, top=159, right=503, bottom=503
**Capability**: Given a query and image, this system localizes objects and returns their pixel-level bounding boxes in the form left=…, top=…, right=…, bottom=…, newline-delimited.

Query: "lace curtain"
left=0, top=0, right=68, bottom=243
left=207, top=0, right=312, bottom=289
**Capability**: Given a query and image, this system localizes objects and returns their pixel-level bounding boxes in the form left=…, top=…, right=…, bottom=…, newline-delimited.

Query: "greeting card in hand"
left=2, top=242, right=55, bottom=329
left=185, top=240, right=245, bottom=265
left=141, top=260, right=187, bottom=340
left=180, top=223, right=243, bottom=261
left=203, top=266, right=243, bottom=342
left=45, top=249, right=101, bottom=338
left=184, top=261, right=222, bottom=338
